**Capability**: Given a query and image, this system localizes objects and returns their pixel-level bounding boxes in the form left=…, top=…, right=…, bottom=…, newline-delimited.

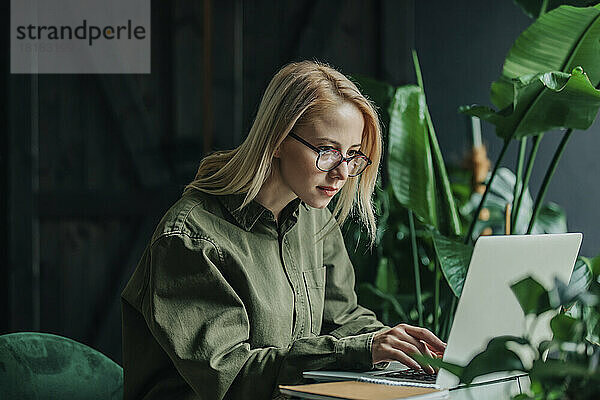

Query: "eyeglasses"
left=288, top=132, right=372, bottom=177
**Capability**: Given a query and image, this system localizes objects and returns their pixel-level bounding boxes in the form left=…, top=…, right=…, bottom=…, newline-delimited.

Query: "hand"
left=372, top=324, right=446, bottom=374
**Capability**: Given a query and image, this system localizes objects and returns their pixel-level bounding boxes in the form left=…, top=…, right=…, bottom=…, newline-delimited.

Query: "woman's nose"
left=329, top=160, right=349, bottom=180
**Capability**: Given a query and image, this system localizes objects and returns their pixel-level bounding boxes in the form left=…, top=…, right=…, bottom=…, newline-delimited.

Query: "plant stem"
left=444, top=297, right=458, bottom=340
left=513, top=134, right=543, bottom=230
left=464, top=139, right=511, bottom=244
left=413, top=49, right=461, bottom=236
left=408, top=210, right=423, bottom=326
left=527, top=129, right=573, bottom=234
left=434, top=261, right=441, bottom=335
left=539, top=0, right=549, bottom=17
left=511, top=138, right=527, bottom=234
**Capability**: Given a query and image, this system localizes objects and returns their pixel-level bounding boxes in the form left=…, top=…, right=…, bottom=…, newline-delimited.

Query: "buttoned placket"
left=276, top=216, right=312, bottom=341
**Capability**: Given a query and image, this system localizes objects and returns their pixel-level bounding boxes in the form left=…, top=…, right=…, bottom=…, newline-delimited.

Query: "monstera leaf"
left=462, top=68, right=600, bottom=140
left=461, top=167, right=567, bottom=238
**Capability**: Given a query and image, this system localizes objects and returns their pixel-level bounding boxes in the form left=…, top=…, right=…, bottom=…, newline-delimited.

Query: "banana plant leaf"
left=461, top=68, right=600, bottom=140
left=493, top=4, right=600, bottom=109
left=387, top=85, right=461, bottom=236
left=513, top=0, right=599, bottom=19
left=388, top=85, right=437, bottom=228
left=354, top=70, right=462, bottom=237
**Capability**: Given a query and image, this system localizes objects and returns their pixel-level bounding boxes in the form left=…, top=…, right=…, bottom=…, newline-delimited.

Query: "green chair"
left=0, top=332, right=123, bottom=399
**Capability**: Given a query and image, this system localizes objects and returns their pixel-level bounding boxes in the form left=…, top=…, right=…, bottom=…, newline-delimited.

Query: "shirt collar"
left=218, top=193, right=309, bottom=231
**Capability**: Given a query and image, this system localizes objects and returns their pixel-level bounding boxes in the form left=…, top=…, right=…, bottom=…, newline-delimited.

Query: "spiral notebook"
left=279, top=381, right=449, bottom=400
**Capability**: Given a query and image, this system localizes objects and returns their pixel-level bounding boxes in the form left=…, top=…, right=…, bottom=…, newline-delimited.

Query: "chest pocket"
left=302, top=267, right=326, bottom=336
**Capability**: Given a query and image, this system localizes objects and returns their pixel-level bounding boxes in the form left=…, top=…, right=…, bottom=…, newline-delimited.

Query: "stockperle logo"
left=11, top=0, right=150, bottom=74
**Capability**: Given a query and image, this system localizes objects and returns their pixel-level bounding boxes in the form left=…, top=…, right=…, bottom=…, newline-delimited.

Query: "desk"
left=285, top=375, right=529, bottom=399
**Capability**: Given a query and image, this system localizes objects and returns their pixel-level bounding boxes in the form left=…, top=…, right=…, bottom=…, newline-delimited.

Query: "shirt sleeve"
left=319, top=217, right=388, bottom=339
left=142, top=233, right=377, bottom=400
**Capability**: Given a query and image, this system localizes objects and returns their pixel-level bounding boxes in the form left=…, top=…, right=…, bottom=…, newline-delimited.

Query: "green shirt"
left=121, top=190, right=386, bottom=400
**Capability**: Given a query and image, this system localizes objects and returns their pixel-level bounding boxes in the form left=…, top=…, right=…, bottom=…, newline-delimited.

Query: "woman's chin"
left=298, top=195, right=328, bottom=209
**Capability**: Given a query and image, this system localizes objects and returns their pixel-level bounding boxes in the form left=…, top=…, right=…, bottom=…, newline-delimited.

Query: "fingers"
left=402, top=324, right=447, bottom=353
left=421, top=340, right=439, bottom=373
left=386, top=336, right=435, bottom=374
left=386, top=348, right=424, bottom=371
left=423, top=341, right=445, bottom=358
left=390, top=328, right=432, bottom=361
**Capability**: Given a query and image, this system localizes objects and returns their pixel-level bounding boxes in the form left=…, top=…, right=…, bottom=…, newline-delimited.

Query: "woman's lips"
left=317, top=186, right=339, bottom=197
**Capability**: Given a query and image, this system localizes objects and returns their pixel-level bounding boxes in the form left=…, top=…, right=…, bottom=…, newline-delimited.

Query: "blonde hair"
left=184, top=60, right=383, bottom=245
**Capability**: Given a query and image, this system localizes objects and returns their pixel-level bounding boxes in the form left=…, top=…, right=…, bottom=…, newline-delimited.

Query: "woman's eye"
left=319, top=146, right=335, bottom=152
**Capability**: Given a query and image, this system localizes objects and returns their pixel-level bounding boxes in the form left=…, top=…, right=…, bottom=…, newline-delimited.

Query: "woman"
left=121, top=60, right=446, bottom=400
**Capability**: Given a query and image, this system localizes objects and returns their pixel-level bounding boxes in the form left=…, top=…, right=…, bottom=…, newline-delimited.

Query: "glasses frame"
left=288, top=132, right=372, bottom=177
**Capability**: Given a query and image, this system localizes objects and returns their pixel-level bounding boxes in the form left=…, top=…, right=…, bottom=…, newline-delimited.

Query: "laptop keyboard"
left=375, top=369, right=437, bottom=383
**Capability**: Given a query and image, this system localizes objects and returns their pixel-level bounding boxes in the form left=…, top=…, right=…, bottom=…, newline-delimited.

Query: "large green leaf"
left=580, top=254, right=600, bottom=279
left=462, top=4, right=600, bottom=140
left=355, top=69, right=461, bottom=237
left=494, top=4, right=600, bottom=109
left=513, top=0, right=599, bottom=20
left=460, top=336, right=528, bottom=384
left=431, top=233, right=474, bottom=298
left=550, top=313, right=583, bottom=341
left=511, top=276, right=552, bottom=316
left=462, top=67, right=600, bottom=140
left=388, top=85, right=438, bottom=227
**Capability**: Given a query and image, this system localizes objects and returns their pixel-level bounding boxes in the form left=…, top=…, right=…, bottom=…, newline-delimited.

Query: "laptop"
left=304, top=233, right=583, bottom=390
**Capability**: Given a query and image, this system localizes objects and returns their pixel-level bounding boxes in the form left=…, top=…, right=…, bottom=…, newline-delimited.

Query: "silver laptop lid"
left=437, top=233, right=583, bottom=389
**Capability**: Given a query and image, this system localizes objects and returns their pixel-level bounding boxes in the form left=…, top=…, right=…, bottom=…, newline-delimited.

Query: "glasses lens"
left=317, top=150, right=342, bottom=171
left=348, top=157, right=368, bottom=176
